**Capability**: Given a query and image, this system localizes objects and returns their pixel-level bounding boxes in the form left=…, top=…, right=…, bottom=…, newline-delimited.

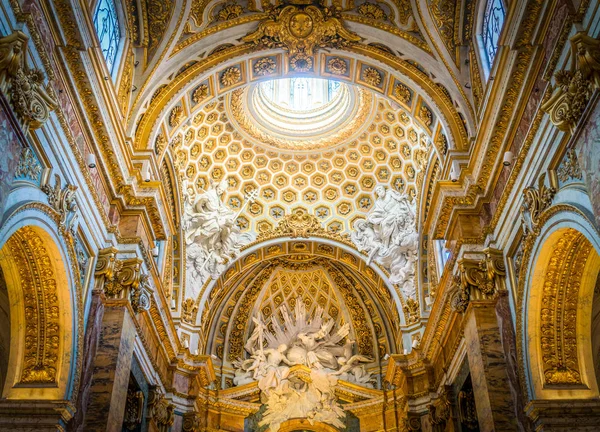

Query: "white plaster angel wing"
left=263, top=300, right=324, bottom=349
left=324, top=322, right=350, bottom=347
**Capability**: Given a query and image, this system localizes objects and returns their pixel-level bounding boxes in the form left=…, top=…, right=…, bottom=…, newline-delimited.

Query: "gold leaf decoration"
left=253, top=57, right=277, bottom=76
left=7, top=227, right=61, bottom=384
left=191, top=84, right=209, bottom=104
left=242, top=3, right=361, bottom=59
left=215, top=3, right=243, bottom=22
left=220, top=66, right=241, bottom=87
left=327, top=57, right=347, bottom=75
left=419, top=105, right=433, bottom=127
left=362, top=67, right=382, bottom=86
left=256, top=208, right=350, bottom=244
left=290, top=52, right=313, bottom=72
left=393, top=82, right=411, bottom=104
left=169, top=105, right=184, bottom=127
left=357, top=2, right=387, bottom=21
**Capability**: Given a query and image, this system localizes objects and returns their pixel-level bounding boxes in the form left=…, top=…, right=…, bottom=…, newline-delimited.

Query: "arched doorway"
left=0, top=225, right=74, bottom=400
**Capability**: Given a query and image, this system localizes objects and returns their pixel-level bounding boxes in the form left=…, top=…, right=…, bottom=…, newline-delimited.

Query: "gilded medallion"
left=289, top=12, right=314, bottom=38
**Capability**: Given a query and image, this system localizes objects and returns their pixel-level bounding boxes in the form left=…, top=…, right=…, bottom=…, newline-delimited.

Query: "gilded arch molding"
left=515, top=204, right=600, bottom=400
left=0, top=202, right=83, bottom=401
left=3, top=226, right=62, bottom=384
left=196, top=240, right=403, bottom=364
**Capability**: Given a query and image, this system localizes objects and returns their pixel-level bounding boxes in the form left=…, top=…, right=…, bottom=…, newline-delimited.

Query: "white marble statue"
left=183, top=180, right=257, bottom=295
left=351, top=184, right=419, bottom=299
left=234, top=300, right=374, bottom=431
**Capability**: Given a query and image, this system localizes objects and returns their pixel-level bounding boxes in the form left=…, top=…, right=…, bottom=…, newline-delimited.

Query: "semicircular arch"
left=519, top=205, right=600, bottom=401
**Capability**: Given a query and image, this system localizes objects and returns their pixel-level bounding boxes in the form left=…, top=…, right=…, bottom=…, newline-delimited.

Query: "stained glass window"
left=93, top=0, right=121, bottom=74
left=482, top=0, right=505, bottom=69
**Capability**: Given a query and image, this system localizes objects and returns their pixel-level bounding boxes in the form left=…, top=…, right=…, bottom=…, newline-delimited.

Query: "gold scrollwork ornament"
left=542, top=32, right=600, bottom=133
left=243, top=2, right=360, bottom=75
left=520, top=171, right=558, bottom=235
left=0, top=31, right=57, bottom=130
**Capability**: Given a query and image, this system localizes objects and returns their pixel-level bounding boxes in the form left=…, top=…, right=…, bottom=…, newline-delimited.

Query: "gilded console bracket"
left=450, top=248, right=506, bottom=313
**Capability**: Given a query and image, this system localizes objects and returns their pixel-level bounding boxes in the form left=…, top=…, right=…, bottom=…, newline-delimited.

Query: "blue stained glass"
left=94, top=0, right=121, bottom=74
left=482, top=0, right=505, bottom=69
left=328, top=80, right=341, bottom=99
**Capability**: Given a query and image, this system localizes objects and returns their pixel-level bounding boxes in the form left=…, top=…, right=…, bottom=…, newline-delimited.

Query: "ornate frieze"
left=542, top=32, right=600, bottom=133
left=0, top=31, right=57, bottom=131
left=451, top=248, right=506, bottom=313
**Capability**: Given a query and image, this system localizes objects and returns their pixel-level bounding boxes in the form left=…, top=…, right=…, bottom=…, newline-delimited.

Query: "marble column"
left=463, top=300, right=518, bottom=431
left=70, top=290, right=106, bottom=432
left=495, top=291, right=531, bottom=432
left=81, top=298, right=137, bottom=432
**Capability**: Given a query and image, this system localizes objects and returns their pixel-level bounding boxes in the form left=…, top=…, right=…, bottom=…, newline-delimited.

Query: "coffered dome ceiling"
left=174, top=89, right=431, bottom=237
left=120, top=0, right=479, bottom=350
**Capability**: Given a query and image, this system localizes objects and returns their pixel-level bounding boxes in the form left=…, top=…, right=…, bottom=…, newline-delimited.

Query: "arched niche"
left=0, top=224, right=74, bottom=400
left=524, top=212, right=600, bottom=400
left=195, top=239, right=403, bottom=379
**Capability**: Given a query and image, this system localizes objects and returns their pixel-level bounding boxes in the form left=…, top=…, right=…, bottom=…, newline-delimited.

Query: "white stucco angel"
left=233, top=300, right=374, bottom=431
left=351, top=184, right=419, bottom=299
left=183, top=179, right=257, bottom=292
